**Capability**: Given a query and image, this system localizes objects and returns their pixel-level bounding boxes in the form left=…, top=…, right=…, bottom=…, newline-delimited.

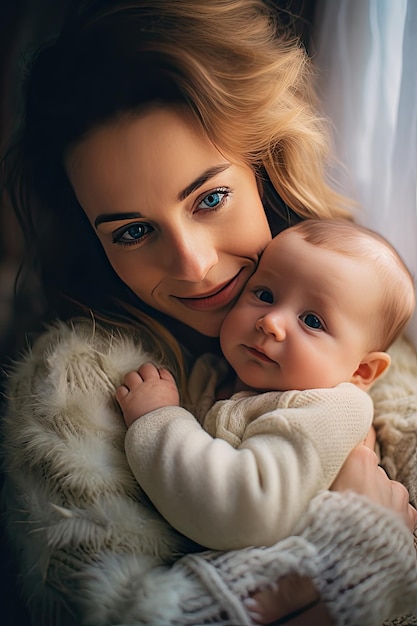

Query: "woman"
left=1, top=1, right=416, bottom=625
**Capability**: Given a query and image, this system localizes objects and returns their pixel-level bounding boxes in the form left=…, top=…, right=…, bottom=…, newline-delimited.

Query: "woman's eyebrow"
left=178, top=163, right=230, bottom=201
left=94, top=163, right=231, bottom=229
left=95, top=212, right=142, bottom=229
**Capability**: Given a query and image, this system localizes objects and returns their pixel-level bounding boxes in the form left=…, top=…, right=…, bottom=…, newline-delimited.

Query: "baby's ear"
left=351, top=352, right=391, bottom=391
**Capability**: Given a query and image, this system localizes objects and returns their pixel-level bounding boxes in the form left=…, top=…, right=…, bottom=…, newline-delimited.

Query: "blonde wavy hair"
left=87, top=0, right=350, bottom=220
left=3, top=0, right=352, bottom=380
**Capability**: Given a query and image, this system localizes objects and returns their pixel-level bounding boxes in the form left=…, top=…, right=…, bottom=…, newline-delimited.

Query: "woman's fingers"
left=389, top=478, right=417, bottom=530
left=363, top=425, right=376, bottom=449
left=331, top=445, right=416, bottom=531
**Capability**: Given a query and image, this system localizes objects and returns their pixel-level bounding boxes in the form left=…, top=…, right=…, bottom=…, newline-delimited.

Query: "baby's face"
left=220, top=230, right=380, bottom=391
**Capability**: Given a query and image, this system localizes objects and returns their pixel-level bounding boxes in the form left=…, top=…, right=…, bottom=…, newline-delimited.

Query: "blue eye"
left=113, top=222, right=153, bottom=246
left=198, top=188, right=229, bottom=211
left=255, top=289, right=274, bottom=304
left=301, top=313, right=323, bottom=330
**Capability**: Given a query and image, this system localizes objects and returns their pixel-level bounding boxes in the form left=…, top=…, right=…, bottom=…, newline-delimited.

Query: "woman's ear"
left=351, top=352, right=391, bottom=390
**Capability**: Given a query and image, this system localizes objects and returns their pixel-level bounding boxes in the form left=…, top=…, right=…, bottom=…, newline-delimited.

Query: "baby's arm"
left=116, top=362, right=179, bottom=427
left=124, top=384, right=374, bottom=550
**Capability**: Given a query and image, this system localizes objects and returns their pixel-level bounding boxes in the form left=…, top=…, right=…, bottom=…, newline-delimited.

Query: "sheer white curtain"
left=313, top=0, right=417, bottom=348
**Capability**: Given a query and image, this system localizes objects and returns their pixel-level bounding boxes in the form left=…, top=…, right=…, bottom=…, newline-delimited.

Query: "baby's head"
left=220, top=219, right=415, bottom=392
left=289, top=219, right=415, bottom=351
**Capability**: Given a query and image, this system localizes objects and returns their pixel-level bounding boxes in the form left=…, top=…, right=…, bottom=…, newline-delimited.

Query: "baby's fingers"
left=159, top=368, right=176, bottom=384
left=115, top=385, right=129, bottom=402
left=138, top=362, right=161, bottom=380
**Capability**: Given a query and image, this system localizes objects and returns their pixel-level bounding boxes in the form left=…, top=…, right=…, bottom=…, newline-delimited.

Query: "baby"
left=116, top=219, right=415, bottom=552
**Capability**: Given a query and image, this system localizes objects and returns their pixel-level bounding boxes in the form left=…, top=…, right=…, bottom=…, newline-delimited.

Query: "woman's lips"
left=175, top=272, right=243, bottom=311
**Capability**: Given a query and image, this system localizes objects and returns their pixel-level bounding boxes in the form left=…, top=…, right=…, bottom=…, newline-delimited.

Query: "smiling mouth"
left=175, top=271, right=244, bottom=311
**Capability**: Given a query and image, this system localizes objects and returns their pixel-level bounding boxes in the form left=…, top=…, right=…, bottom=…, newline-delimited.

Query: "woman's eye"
left=254, top=289, right=274, bottom=304
left=112, top=222, right=153, bottom=246
left=197, top=188, right=229, bottom=211
left=301, top=313, right=324, bottom=330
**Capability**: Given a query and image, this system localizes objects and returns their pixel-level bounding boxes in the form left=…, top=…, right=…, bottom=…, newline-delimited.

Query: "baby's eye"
left=113, top=222, right=153, bottom=246
left=254, top=289, right=274, bottom=304
left=300, top=313, right=324, bottom=330
left=197, top=188, right=229, bottom=211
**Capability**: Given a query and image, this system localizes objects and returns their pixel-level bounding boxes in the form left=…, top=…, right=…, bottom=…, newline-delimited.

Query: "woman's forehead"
left=66, top=107, right=254, bottom=229
left=65, top=107, right=232, bottom=210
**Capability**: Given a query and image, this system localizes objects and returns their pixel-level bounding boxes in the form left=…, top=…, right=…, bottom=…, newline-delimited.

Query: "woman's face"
left=66, top=107, right=271, bottom=336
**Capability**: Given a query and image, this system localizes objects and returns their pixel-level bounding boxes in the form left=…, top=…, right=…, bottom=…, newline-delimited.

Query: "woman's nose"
left=255, top=313, right=286, bottom=341
left=166, top=230, right=218, bottom=282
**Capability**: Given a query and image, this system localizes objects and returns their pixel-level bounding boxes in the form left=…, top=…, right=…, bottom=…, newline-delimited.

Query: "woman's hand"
left=249, top=443, right=417, bottom=626
left=363, top=425, right=376, bottom=449
left=245, top=574, right=334, bottom=625
left=331, top=444, right=417, bottom=531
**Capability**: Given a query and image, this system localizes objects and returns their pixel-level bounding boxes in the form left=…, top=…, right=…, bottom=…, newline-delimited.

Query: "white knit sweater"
left=2, top=319, right=417, bottom=625
left=127, top=355, right=372, bottom=549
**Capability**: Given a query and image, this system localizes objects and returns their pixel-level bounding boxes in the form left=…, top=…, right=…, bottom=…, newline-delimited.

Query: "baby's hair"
left=290, top=219, right=415, bottom=350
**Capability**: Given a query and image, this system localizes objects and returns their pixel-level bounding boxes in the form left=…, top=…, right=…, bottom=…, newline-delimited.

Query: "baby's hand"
left=116, top=362, right=180, bottom=427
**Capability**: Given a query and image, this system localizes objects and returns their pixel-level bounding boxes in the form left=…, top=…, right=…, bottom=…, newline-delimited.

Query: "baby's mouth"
left=245, top=345, right=277, bottom=364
